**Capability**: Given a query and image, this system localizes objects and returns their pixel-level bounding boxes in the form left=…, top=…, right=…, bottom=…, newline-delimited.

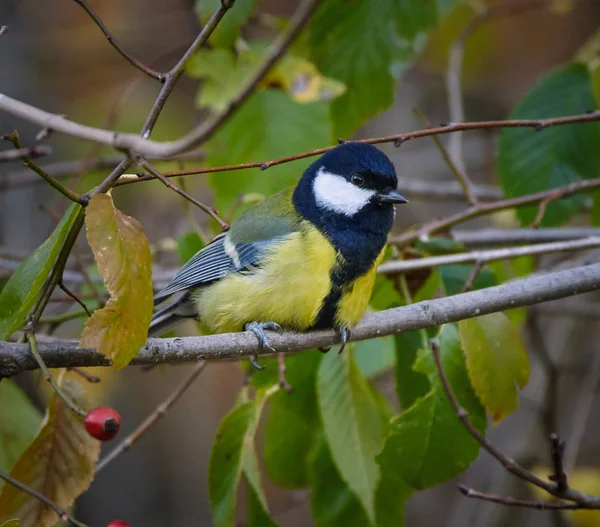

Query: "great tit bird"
left=150, top=142, right=408, bottom=362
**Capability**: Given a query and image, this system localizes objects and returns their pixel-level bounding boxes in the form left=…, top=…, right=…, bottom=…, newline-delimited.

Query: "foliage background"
left=1, top=0, right=600, bottom=526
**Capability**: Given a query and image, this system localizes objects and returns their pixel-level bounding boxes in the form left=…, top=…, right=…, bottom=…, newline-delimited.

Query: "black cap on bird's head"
left=296, top=142, right=408, bottom=219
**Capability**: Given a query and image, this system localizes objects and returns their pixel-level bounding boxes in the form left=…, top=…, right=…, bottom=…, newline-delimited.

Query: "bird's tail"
left=148, top=294, right=196, bottom=337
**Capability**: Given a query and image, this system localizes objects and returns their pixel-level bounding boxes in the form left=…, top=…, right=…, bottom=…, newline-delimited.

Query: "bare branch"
left=141, top=161, right=228, bottom=230
left=457, top=485, right=580, bottom=511
left=2, top=261, right=600, bottom=376
left=2, top=87, right=600, bottom=160
left=72, top=0, right=165, bottom=81
left=96, top=360, right=207, bottom=472
left=390, top=177, right=600, bottom=247
left=0, top=144, right=51, bottom=162
left=430, top=337, right=600, bottom=507
left=453, top=228, right=600, bottom=247
left=0, top=469, right=89, bottom=527
left=379, top=237, right=600, bottom=274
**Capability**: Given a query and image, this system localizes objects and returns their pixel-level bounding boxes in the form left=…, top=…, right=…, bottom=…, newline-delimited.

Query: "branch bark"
left=1, top=262, right=599, bottom=377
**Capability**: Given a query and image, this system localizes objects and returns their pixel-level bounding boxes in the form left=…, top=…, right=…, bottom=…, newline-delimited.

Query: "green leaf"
left=244, top=449, right=278, bottom=527
left=0, top=381, right=100, bottom=527
left=440, top=264, right=497, bottom=296
left=79, top=194, right=153, bottom=369
left=394, top=331, right=429, bottom=410
left=353, top=335, right=396, bottom=378
left=209, top=387, right=278, bottom=527
left=263, top=351, right=322, bottom=488
left=195, top=0, right=259, bottom=48
left=309, top=437, right=371, bottom=527
left=317, top=350, right=384, bottom=523
left=206, top=89, right=332, bottom=211
left=377, top=325, right=486, bottom=490
left=458, top=313, right=530, bottom=423
left=176, top=232, right=205, bottom=264
left=498, top=63, right=600, bottom=226
left=308, top=0, right=442, bottom=136
left=0, top=204, right=81, bottom=339
left=0, top=381, right=42, bottom=490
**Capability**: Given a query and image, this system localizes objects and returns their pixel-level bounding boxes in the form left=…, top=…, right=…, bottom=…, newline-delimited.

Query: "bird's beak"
left=377, top=188, right=409, bottom=204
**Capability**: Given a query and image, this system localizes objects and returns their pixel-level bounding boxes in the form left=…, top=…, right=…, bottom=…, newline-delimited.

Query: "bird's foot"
left=245, top=321, right=283, bottom=370
left=319, top=326, right=351, bottom=354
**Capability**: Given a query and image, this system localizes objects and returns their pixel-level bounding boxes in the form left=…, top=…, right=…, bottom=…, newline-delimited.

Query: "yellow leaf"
left=80, top=194, right=153, bottom=369
left=458, top=313, right=530, bottom=423
left=0, top=520, right=19, bottom=527
left=0, top=381, right=100, bottom=527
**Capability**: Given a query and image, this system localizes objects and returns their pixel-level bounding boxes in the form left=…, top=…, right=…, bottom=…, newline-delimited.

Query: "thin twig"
left=5, top=133, right=84, bottom=203
left=140, top=0, right=237, bottom=136
left=25, top=328, right=86, bottom=417
left=96, top=360, right=207, bottom=472
left=380, top=236, right=600, bottom=274
left=277, top=352, right=293, bottom=393
left=0, top=469, right=90, bottom=527
left=142, top=161, right=229, bottom=230
left=58, top=281, right=92, bottom=317
left=549, top=434, right=568, bottom=492
left=0, top=26, right=7, bottom=40
left=413, top=108, right=478, bottom=205
left=458, top=485, right=580, bottom=511
left=67, top=366, right=101, bottom=383
left=390, top=177, right=600, bottom=247
left=72, top=0, right=165, bottom=81
left=461, top=261, right=484, bottom=292
left=0, top=144, right=51, bottom=162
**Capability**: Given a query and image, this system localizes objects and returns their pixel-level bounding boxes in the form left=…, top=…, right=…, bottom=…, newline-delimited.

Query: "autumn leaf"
left=79, top=194, right=153, bottom=369
left=0, top=381, right=100, bottom=527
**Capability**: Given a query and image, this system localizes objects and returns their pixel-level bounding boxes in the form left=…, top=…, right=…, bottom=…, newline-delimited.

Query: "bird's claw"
left=245, top=321, right=281, bottom=370
left=337, top=327, right=350, bottom=354
left=319, top=327, right=350, bottom=354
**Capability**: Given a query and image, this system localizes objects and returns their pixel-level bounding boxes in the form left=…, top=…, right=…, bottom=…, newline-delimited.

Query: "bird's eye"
left=351, top=174, right=365, bottom=187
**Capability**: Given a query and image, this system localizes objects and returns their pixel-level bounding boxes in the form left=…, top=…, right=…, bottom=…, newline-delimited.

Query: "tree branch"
left=390, top=177, right=600, bottom=247
left=1, top=93, right=599, bottom=160
left=1, top=261, right=599, bottom=376
left=72, top=0, right=165, bottom=81
left=0, top=144, right=51, bottom=162
left=0, top=469, right=89, bottom=527
left=453, top=228, right=600, bottom=247
left=379, top=237, right=600, bottom=274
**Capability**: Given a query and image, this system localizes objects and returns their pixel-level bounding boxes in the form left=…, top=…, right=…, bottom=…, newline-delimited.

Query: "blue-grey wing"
left=153, top=232, right=277, bottom=305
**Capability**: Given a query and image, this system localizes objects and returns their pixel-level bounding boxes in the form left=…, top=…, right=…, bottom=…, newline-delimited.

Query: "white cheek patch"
left=313, top=167, right=376, bottom=216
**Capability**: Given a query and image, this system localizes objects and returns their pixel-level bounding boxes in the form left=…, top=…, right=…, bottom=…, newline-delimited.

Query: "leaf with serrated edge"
left=0, top=381, right=100, bottom=527
left=317, top=348, right=384, bottom=523
left=0, top=204, right=81, bottom=339
left=0, top=381, right=42, bottom=489
left=79, top=194, right=153, bottom=369
left=209, top=386, right=278, bottom=527
left=377, top=325, right=486, bottom=490
left=459, top=313, right=530, bottom=423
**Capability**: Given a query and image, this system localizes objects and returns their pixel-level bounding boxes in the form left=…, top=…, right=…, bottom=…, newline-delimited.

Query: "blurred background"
left=2, top=0, right=600, bottom=526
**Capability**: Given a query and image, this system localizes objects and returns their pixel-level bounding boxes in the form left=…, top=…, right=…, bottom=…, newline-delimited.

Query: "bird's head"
left=300, top=142, right=408, bottom=218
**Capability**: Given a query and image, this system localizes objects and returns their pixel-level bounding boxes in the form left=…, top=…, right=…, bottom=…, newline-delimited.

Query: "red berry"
left=84, top=406, right=121, bottom=441
left=106, top=521, right=130, bottom=527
